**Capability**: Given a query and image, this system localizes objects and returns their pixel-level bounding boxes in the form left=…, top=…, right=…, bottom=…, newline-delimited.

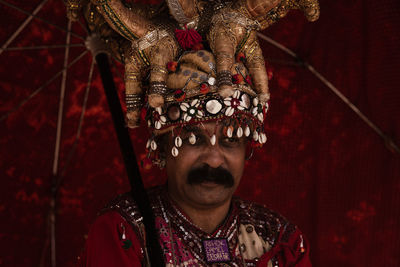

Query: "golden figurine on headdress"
left=66, top=0, right=319, bottom=128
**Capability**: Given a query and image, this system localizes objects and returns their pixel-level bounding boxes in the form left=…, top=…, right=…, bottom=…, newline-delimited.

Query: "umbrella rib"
left=257, top=33, right=297, bottom=58
left=264, top=57, right=304, bottom=67
left=52, top=18, right=72, bottom=181
left=49, top=58, right=95, bottom=267
left=0, top=0, right=85, bottom=45
left=257, top=32, right=400, bottom=154
left=57, top=59, right=95, bottom=185
left=0, top=50, right=88, bottom=122
left=4, top=43, right=85, bottom=51
left=77, top=18, right=89, bottom=35
left=0, top=0, right=48, bottom=56
left=50, top=18, right=73, bottom=267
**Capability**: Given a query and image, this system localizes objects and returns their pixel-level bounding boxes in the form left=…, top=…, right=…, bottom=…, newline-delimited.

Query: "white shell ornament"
left=224, top=106, right=235, bottom=117
left=241, top=94, right=250, bottom=109
left=259, top=133, right=267, bottom=144
left=226, top=126, right=233, bottom=138
left=237, top=127, right=243, bottom=138
left=146, top=139, right=151, bottom=149
left=253, top=131, right=259, bottom=142
left=175, top=136, right=183, bottom=147
left=150, top=140, right=157, bottom=151
left=210, top=134, right=216, bottom=146
left=244, top=126, right=251, bottom=137
left=257, top=113, right=264, bottom=122
left=205, top=99, right=222, bottom=115
left=189, top=133, right=196, bottom=144
left=208, top=76, right=216, bottom=86
left=253, top=97, right=259, bottom=106
left=172, top=146, right=179, bottom=157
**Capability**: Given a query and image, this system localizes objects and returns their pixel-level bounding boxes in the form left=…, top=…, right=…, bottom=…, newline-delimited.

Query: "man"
left=76, top=0, right=319, bottom=265
left=79, top=50, right=311, bottom=266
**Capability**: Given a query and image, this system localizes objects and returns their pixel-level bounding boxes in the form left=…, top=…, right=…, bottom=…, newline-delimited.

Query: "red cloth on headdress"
left=174, top=27, right=202, bottom=50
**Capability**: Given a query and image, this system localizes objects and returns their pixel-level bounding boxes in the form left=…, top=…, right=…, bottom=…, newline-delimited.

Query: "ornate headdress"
left=67, top=0, right=320, bottom=158
left=145, top=49, right=268, bottom=158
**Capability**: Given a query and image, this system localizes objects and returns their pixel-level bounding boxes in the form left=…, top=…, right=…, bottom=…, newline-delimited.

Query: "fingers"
left=125, top=33, right=180, bottom=125
left=65, top=0, right=83, bottom=21
left=210, top=29, right=236, bottom=74
left=236, top=0, right=320, bottom=30
left=124, top=47, right=144, bottom=128
left=92, top=0, right=151, bottom=41
left=94, top=0, right=180, bottom=110
left=240, top=32, right=270, bottom=104
left=298, top=0, right=320, bottom=22
left=208, top=7, right=270, bottom=105
left=208, top=7, right=264, bottom=98
left=244, top=0, right=280, bottom=18
left=145, top=35, right=179, bottom=108
left=208, top=17, right=238, bottom=98
left=167, top=0, right=198, bottom=25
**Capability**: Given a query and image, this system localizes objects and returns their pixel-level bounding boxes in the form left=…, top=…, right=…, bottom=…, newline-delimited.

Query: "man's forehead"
left=182, top=124, right=202, bottom=133
left=181, top=122, right=218, bottom=134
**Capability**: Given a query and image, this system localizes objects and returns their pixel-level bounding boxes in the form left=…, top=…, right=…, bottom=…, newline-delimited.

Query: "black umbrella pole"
left=94, top=53, right=164, bottom=266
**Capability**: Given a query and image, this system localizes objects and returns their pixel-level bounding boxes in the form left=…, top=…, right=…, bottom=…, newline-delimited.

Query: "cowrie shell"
left=253, top=131, right=259, bottom=142
left=210, top=134, right=216, bottom=146
left=244, top=126, right=251, bottom=137
left=241, top=94, right=250, bottom=109
left=237, top=127, right=243, bottom=138
left=150, top=140, right=157, bottom=151
left=171, top=146, right=179, bottom=157
left=260, top=133, right=267, bottom=144
left=189, top=133, right=196, bottom=144
left=208, top=77, right=216, bottom=86
left=227, top=126, right=233, bottom=138
left=253, top=97, right=259, bottom=106
left=175, top=136, right=182, bottom=147
left=146, top=139, right=151, bottom=149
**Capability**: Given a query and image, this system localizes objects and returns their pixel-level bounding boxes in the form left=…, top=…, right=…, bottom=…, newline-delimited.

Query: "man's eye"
left=222, top=137, right=240, bottom=144
left=193, top=135, right=206, bottom=145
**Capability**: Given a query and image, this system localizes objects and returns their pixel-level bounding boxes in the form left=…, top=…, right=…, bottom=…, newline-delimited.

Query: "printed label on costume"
left=202, top=238, right=231, bottom=263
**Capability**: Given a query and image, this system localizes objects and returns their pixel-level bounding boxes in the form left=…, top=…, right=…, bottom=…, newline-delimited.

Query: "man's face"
left=164, top=121, right=247, bottom=210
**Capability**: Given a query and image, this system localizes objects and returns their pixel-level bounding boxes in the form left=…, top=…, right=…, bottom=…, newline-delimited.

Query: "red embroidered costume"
left=79, top=186, right=311, bottom=266
left=70, top=0, right=319, bottom=265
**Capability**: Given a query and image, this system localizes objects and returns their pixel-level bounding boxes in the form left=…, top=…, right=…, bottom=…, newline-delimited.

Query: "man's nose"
left=200, top=141, right=225, bottom=168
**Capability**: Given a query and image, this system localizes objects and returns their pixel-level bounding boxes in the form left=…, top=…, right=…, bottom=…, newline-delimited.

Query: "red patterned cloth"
left=79, top=186, right=311, bottom=266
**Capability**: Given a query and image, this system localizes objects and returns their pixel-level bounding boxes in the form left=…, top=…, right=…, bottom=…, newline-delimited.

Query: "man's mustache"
left=187, top=165, right=234, bottom=188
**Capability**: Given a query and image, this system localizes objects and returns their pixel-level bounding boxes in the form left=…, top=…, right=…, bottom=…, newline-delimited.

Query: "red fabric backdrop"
left=0, top=0, right=399, bottom=266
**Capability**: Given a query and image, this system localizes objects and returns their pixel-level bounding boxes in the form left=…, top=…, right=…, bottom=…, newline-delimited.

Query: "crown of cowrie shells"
left=145, top=88, right=269, bottom=157
left=147, top=90, right=266, bottom=130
